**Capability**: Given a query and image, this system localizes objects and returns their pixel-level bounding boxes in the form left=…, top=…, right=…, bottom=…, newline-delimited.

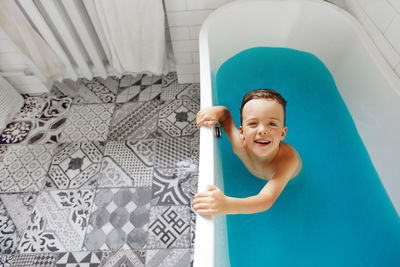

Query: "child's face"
left=239, top=99, right=287, bottom=160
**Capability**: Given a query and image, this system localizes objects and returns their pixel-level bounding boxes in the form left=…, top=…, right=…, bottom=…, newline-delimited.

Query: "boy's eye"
left=269, top=122, right=277, bottom=126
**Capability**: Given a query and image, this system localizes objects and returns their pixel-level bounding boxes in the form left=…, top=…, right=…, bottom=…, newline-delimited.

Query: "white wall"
left=165, top=0, right=400, bottom=84
left=341, top=0, right=400, bottom=78
left=164, top=0, right=233, bottom=83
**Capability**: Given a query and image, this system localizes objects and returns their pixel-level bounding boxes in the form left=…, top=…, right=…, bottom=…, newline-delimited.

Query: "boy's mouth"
left=255, top=140, right=271, bottom=145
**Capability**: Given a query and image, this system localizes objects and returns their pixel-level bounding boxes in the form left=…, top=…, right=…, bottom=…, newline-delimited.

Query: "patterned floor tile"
left=10, top=253, right=58, bottom=267
left=26, top=96, right=72, bottom=144
left=147, top=206, right=191, bottom=249
left=0, top=254, right=14, bottom=266
left=44, top=142, right=105, bottom=190
left=154, top=138, right=194, bottom=171
left=0, top=144, right=57, bottom=192
left=12, top=95, right=47, bottom=120
left=108, top=98, right=167, bottom=141
left=0, top=145, right=7, bottom=161
left=0, top=193, right=38, bottom=254
left=18, top=189, right=94, bottom=253
left=60, top=104, right=114, bottom=143
left=158, top=99, right=199, bottom=138
left=0, top=199, right=19, bottom=254
left=101, top=249, right=144, bottom=267
left=55, top=251, right=103, bottom=267
left=97, top=140, right=155, bottom=188
left=0, top=121, right=33, bottom=145
left=117, top=74, right=162, bottom=103
left=84, top=188, right=151, bottom=250
left=52, top=77, right=119, bottom=104
left=146, top=248, right=192, bottom=267
left=152, top=169, right=198, bottom=206
left=160, top=72, right=200, bottom=103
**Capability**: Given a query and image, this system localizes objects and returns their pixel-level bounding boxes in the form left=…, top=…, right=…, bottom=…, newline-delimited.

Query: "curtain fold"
left=94, top=0, right=169, bottom=76
left=0, top=0, right=64, bottom=82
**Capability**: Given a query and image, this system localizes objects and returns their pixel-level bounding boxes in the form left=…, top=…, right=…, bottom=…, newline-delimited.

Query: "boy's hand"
left=193, top=185, right=231, bottom=216
left=196, top=106, right=227, bottom=129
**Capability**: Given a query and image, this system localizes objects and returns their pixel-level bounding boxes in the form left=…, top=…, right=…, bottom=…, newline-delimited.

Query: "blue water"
left=214, top=47, right=400, bottom=267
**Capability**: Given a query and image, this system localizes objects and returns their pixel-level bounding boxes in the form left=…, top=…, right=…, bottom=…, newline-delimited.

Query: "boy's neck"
left=248, top=143, right=281, bottom=169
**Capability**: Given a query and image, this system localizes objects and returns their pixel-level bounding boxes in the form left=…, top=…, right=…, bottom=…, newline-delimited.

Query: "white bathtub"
left=193, top=0, right=400, bottom=266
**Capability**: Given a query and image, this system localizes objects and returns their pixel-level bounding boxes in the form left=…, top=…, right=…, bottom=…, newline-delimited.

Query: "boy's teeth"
left=256, top=140, right=270, bottom=144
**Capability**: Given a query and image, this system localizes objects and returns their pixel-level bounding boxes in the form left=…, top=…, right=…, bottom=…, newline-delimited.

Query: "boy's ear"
left=280, top=126, right=288, bottom=140
left=239, top=126, right=244, bottom=140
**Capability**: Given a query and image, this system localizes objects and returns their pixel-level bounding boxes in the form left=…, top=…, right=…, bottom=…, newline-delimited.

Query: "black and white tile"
left=18, top=189, right=94, bottom=253
left=0, top=193, right=38, bottom=254
left=55, top=251, right=103, bottom=267
left=108, top=98, right=167, bottom=141
left=101, top=249, right=145, bottom=267
left=145, top=248, right=193, bottom=267
left=97, top=140, right=155, bottom=188
left=158, top=99, right=199, bottom=138
left=0, top=144, right=57, bottom=192
left=84, top=188, right=151, bottom=250
left=45, top=142, right=105, bottom=190
left=52, top=77, right=119, bottom=104
left=117, top=74, right=162, bottom=103
left=152, top=169, right=198, bottom=206
left=10, top=253, right=58, bottom=267
left=60, top=104, right=114, bottom=143
left=147, top=206, right=191, bottom=249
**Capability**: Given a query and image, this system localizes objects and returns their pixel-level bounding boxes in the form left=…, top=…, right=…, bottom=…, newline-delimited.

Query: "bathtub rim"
left=194, top=1, right=400, bottom=267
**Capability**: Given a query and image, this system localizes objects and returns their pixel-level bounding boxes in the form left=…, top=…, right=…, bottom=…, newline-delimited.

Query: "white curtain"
left=0, top=0, right=64, bottom=82
left=93, top=0, right=169, bottom=76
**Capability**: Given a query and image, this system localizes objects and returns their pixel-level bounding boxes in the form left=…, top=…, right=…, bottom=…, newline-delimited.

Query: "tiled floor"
left=0, top=73, right=198, bottom=267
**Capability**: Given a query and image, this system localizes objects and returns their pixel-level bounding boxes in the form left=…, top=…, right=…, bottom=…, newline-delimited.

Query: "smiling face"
left=239, top=98, right=287, bottom=162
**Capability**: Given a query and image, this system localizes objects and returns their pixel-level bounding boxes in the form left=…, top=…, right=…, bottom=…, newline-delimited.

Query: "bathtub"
left=193, top=0, right=400, bottom=266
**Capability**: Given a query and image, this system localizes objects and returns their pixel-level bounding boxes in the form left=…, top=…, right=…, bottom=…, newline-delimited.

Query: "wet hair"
left=240, top=89, right=287, bottom=125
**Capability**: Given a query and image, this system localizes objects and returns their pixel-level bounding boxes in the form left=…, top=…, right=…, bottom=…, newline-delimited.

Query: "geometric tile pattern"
left=154, top=138, right=192, bottom=169
left=158, top=99, right=199, bottom=137
left=0, top=144, right=57, bottom=192
left=0, top=254, right=14, bottom=266
left=117, top=74, right=162, bottom=103
left=160, top=72, right=200, bottom=103
left=26, top=96, right=72, bottom=144
left=1, top=72, right=200, bottom=266
left=60, top=104, right=114, bottom=143
left=12, top=95, right=48, bottom=120
left=18, top=190, right=94, bottom=253
left=97, top=140, right=155, bottom=188
left=146, top=248, right=192, bottom=267
left=0, top=96, right=72, bottom=145
left=46, top=142, right=104, bottom=189
left=10, top=253, right=58, bottom=267
left=84, top=188, right=151, bottom=250
left=0, top=121, right=33, bottom=144
left=52, top=77, right=119, bottom=105
left=55, top=251, right=103, bottom=267
left=0, top=193, right=37, bottom=254
left=101, top=249, right=144, bottom=267
left=108, top=98, right=165, bottom=141
left=0, top=198, right=20, bottom=254
left=147, top=206, right=191, bottom=249
left=151, top=169, right=193, bottom=206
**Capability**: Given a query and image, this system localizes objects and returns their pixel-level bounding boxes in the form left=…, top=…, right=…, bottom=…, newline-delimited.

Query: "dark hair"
left=240, top=89, right=287, bottom=125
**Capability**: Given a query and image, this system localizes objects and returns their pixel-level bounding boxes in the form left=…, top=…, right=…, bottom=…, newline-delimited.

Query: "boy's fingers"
left=193, top=203, right=209, bottom=210
left=197, top=209, right=215, bottom=216
left=206, top=185, right=217, bottom=191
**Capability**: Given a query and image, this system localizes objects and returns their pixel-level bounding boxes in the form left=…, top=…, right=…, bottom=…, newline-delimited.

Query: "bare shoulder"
left=275, top=142, right=302, bottom=180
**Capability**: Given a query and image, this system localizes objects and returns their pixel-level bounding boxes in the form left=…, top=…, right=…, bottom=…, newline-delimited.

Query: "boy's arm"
left=196, top=106, right=243, bottom=151
left=193, top=149, right=301, bottom=215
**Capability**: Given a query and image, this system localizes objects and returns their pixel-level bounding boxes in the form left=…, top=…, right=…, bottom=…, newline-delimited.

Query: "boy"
left=193, top=89, right=302, bottom=216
